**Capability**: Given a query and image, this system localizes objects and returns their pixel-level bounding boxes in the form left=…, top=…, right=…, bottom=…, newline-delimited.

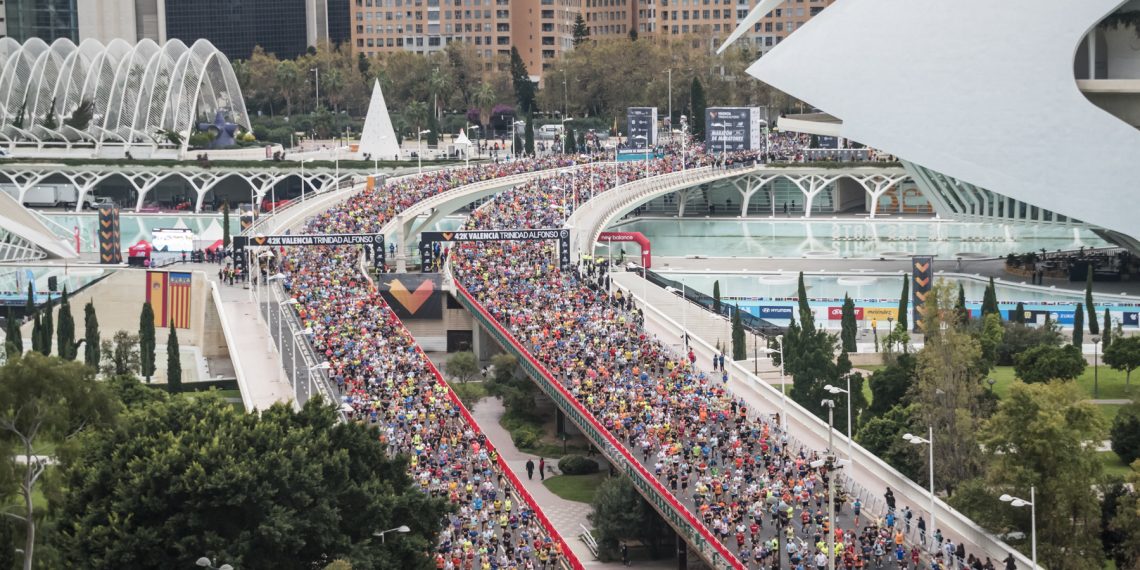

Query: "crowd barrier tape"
left=454, top=282, right=744, bottom=570
left=411, top=332, right=584, bottom=570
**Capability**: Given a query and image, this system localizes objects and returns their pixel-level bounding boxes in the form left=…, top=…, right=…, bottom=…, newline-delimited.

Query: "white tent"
left=455, top=129, right=472, bottom=158
left=193, top=219, right=224, bottom=250
left=358, top=79, right=401, bottom=161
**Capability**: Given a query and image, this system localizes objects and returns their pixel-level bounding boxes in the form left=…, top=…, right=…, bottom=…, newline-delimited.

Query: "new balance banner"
left=912, top=256, right=933, bottom=332
left=828, top=306, right=865, bottom=320
left=99, top=207, right=122, bottom=264
left=379, top=274, right=443, bottom=320
left=167, top=272, right=192, bottom=329
left=419, top=229, right=571, bottom=272
left=146, top=271, right=168, bottom=327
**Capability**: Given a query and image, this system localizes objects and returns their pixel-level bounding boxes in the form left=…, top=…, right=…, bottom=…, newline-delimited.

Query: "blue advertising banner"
left=756, top=305, right=794, bottom=319
left=1124, top=312, right=1139, bottom=326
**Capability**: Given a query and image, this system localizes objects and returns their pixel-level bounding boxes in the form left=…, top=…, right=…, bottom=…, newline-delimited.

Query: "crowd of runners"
left=447, top=158, right=1011, bottom=570
left=267, top=148, right=1020, bottom=570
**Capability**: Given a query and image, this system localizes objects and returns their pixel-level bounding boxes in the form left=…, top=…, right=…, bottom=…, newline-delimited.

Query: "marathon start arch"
left=420, top=228, right=571, bottom=272
left=597, top=231, right=652, bottom=269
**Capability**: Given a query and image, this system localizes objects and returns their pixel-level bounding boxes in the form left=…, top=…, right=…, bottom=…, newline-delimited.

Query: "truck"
left=0, top=184, right=98, bottom=209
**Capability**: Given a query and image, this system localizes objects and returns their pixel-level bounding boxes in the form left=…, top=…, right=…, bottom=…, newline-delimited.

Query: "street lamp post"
left=903, top=427, right=936, bottom=552
left=291, top=327, right=313, bottom=391
left=822, top=398, right=837, bottom=570
left=711, top=122, right=728, bottom=166
left=825, top=379, right=854, bottom=480
left=374, top=525, right=411, bottom=544
left=417, top=129, right=431, bottom=175
left=634, top=134, right=649, bottom=180
left=561, top=117, right=573, bottom=153
left=999, top=488, right=1037, bottom=569
left=1092, top=335, right=1101, bottom=398
left=308, top=361, right=331, bottom=402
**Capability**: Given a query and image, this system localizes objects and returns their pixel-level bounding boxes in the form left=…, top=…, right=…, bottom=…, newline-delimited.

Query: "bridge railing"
left=452, top=281, right=744, bottom=570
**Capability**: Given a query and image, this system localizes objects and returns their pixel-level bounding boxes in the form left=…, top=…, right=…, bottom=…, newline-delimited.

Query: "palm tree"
left=403, top=101, right=429, bottom=136
left=428, top=67, right=454, bottom=120
left=474, top=82, right=496, bottom=129
left=276, top=60, right=301, bottom=117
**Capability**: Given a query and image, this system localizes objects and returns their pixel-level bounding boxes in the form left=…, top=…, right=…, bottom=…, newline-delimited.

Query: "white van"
left=539, top=124, right=563, bottom=135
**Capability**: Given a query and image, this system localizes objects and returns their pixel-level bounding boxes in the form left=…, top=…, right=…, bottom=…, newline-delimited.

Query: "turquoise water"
left=40, top=213, right=241, bottom=253
left=666, top=272, right=1139, bottom=327
left=0, top=266, right=111, bottom=305
left=611, top=218, right=1111, bottom=259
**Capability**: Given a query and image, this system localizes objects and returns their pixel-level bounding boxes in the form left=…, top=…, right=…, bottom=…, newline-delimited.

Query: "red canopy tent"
left=204, top=239, right=224, bottom=253
left=128, top=240, right=152, bottom=258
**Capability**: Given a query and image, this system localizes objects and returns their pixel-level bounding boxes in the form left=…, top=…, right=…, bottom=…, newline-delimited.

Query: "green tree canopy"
left=1073, top=303, right=1085, bottom=347
left=730, top=308, right=746, bottom=361
left=52, top=395, right=448, bottom=569
left=1014, top=344, right=1086, bottom=383
left=864, top=353, right=916, bottom=422
left=982, top=381, right=1107, bottom=568
left=896, top=277, right=909, bottom=332
left=588, top=476, right=671, bottom=560
left=572, top=14, right=590, bottom=46
left=1111, top=401, right=1140, bottom=466
left=1104, top=335, right=1140, bottom=391
left=981, top=277, right=1000, bottom=319
left=83, top=301, right=100, bottom=368
left=444, top=351, right=479, bottom=384
left=139, top=303, right=156, bottom=382
left=1087, top=270, right=1099, bottom=335
left=509, top=47, right=536, bottom=114
left=840, top=294, right=857, bottom=353
left=689, top=77, right=706, bottom=140
left=0, top=353, right=120, bottom=570
left=166, top=322, right=181, bottom=393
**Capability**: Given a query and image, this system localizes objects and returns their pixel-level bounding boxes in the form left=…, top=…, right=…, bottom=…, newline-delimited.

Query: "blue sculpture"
left=197, top=110, right=238, bottom=148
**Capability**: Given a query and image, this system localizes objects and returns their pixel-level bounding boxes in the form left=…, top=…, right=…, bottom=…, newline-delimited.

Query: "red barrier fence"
left=413, top=338, right=585, bottom=570
left=455, top=283, right=743, bottom=570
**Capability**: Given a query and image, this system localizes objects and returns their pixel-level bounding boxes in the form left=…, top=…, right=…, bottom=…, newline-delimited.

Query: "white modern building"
left=0, top=37, right=250, bottom=156
left=729, top=0, right=1140, bottom=251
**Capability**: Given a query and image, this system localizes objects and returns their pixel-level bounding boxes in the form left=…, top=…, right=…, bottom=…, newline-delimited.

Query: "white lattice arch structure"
left=0, top=38, right=249, bottom=152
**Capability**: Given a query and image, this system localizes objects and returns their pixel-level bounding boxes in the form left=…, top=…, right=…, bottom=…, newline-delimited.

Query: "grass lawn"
left=543, top=472, right=608, bottom=503
left=1098, top=451, right=1137, bottom=478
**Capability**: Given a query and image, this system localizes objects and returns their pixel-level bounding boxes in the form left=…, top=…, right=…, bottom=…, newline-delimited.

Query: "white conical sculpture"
left=358, top=79, right=401, bottom=161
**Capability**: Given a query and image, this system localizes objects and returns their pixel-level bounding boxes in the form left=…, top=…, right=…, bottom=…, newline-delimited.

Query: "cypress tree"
left=524, top=115, right=535, bottom=156
left=4, top=308, right=21, bottom=358
left=690, top=77, right=706, bottom=140
left=981, top=277, right=1000, bottom=319
left=56, top=287, right=76, bottom=360
left=40, top=301, right=53, bottom=356
left=840, top=294, right=857, bottom=353
left=1086, top=270, right=1099, bottom=335
left=712, top=280, right=721, bottom=314
left=1014, top=301, right=1026, bottom=325
left=509, top=47, right=535, bottom=114
left=955, top=283, right=969, bottom=323
left=31, top=312, right=43, bottom=355
left=797, top=272, right=814, bottom=332
left=564, top=128, right=577, bottom=154
left=1073, top=304, right=1084, bottom=348
left=25, top=282, right=34, bottom=316
left=139, top=302, right=156, bottom=382
left=167, top=320, right=182, bottom=393
left=222, top=201, right=231, bottom=248
left=84, top=300, right=100, bottom=367
left=1103, top=308, right=1113, bottom=350
left=731, top=308, right=746, bottom=361
left=897, top=277, right=909, bottom=332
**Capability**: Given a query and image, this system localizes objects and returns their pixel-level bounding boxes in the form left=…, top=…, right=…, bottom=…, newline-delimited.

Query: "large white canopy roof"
left=0, top=37, right=250, bottom=147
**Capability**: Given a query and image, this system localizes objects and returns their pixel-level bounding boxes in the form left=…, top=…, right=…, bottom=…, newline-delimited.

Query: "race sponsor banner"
left=626, top=107, right=658, bottom=148
left=756, top=305, right=794, bottom=319
left=596, top=231, right=651, bottom=268
left=816, top=135, right=840, bottom=149
left=863, top=307, right=897, bottom=322
left=1048, top=309, right=1076, bottom=326
left=828, top=306, right=865, bottom=320
left=232, top=233, right=385, bottom=270
left=912, top=256, right=933, bottom=332
left=378, top=274, right=443, bottom=320
left=706, top=107, right=761, bottom=152
left=420, top=228, right=571, bottom=272
left=1124, top=312, right=1138, bottom=326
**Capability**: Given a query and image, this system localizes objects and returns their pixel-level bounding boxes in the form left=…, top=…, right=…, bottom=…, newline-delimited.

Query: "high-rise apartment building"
left=3, top=0, right=79, bottom=43
left=349, top=0, right=832, bottom=78
left=164, top=0, right=310, bottom=59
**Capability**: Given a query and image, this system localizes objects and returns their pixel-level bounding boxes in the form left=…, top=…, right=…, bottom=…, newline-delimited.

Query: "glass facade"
left=165, top=0, right=309, bottom=60
left=4, top=0, right=78, bottom=43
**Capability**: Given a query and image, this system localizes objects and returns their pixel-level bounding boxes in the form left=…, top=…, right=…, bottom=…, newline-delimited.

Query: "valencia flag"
left=146, top=271, right=192, bottom=328
left=168, top=272, right=192, bottom=328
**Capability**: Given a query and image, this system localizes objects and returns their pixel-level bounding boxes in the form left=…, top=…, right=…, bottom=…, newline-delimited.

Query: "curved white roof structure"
left=0, top=37, right=250, bottom=149
left=737, top=0, right=1140, bottom=244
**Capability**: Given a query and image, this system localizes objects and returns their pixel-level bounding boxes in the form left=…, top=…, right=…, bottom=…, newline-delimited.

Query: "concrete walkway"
left=469, top=396, right=673, bottom=570
left=187, top=262, right=295, bottom=411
